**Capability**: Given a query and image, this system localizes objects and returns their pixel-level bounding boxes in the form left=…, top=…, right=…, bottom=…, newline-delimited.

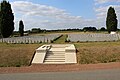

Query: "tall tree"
left=106, top=7, right=118, bottom=33
left=19, top=20, right=24, bottom=36
left=0, top=0, right=14, bottom=38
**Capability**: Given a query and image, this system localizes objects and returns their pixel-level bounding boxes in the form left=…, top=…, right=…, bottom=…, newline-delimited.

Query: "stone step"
left=47, top=51, right=65, bottom=53
left=44, top=59, right=65, bottom=62
left=45, top=57, right=65, bottom=60
left=48, top=51, right=65, bottom=53
left=45, top=56, right=65, bottom=58
left=49, top=48, right=65, bottom=52
left=47, top=53, right=65, bottom=55
left=46, top=53, right=65, bottom=56
left=43, top=46, right=66, bottom=64
left=32, top=44, right=77, bottom=64
left=43, top=62, right=65, bottom=64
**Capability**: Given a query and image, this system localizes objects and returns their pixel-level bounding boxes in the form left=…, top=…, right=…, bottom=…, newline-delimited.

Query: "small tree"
left=106, top=7, right=118, bottom=33
left=0, top=0, right=14, bottom=38
left=19, top=20, right=24, bottom=36
left=100, top=27, right=106, bottom=31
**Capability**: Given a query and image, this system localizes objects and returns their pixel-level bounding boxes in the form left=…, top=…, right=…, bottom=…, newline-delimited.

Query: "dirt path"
left=0, top=62, right=120, bottom=74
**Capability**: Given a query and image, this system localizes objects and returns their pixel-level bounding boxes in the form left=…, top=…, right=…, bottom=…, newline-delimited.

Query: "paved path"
left=0, top=69, right=120, bottom=80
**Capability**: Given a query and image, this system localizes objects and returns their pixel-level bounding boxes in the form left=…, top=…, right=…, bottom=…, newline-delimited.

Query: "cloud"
left=95, top=5, right=120, bottom=18
left=11, top=1, right=85, bottom=30
left=12, top=1, right=67, bottom=18
left=11, top=1, right=120, bottom=30
left=95, top=0, right=120, bottom=4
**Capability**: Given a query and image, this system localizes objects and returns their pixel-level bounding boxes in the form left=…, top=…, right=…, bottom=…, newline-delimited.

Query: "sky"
left=0, top=0, right=120, bottom=30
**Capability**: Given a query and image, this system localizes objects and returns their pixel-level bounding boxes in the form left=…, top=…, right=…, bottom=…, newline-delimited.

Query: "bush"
left=16, top=63, right=21, bottom=67
left=50, top=40, right=53, bottom=43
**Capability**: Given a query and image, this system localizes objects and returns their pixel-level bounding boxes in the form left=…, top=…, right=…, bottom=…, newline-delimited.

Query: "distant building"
left=24, top=33, right=29, bottom=36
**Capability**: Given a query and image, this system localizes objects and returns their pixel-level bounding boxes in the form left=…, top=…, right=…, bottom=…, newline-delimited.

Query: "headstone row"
left=0, top=34, right=61, bottom=44
left=67, top=33, right=120, bottom=42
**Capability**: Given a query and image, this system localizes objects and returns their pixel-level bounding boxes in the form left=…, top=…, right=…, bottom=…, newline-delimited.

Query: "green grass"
left=53, top=35, right=67, bottom=44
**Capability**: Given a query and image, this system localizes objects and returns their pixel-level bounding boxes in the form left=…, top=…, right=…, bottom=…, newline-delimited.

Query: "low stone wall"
left=32, top=45, right=51, bottom=64
left=65, top=44, right=77, bottom=63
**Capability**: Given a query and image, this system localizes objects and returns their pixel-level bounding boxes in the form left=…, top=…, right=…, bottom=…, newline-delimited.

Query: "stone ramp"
left=32, top=44, right=77, bottom=64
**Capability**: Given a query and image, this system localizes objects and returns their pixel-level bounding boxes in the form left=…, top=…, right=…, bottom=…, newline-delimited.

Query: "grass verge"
left=0, top=43, right=40, bottom=67
left=75, top=42, right=120, bottom=64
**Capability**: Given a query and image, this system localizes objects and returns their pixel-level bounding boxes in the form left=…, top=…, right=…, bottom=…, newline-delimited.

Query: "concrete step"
left=47, top=51, right=65, bottom=53
left=45, top=58, right=65, bottom=60
left=49, top=48, right=65, bottom=52
left=46, top=53, right=65, bottom=56
left=32, top=44, right=77, bottom=64
left=44, top=59, right=65, bottom=62
left=43, top=62, right=65, bottom=64
left=45, top=56, right=65, bottom=58
left=44, top=48, right=65, bottom=64
left=47, top=53, right=65, bottom=55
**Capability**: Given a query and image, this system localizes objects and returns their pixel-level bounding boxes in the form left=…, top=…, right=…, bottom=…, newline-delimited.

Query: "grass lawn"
left=0, top=43, right=40, bottom=67
left=75, top=42, right=120, bottom=64
left=53, top=35, right=67, bottom=44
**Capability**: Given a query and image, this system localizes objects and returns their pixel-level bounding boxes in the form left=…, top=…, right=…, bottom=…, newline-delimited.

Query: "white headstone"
left=110, top=31, right=116, bottom=34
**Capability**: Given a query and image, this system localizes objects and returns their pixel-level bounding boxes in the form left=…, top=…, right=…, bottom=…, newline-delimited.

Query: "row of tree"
left=29, top=27, right=107, bottom=33
left=0, top=0, right=118, bottom=38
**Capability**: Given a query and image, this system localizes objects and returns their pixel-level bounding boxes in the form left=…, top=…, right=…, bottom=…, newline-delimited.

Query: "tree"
left=106, top=7, right=117, bottom=33
left=19, top=20, right=24, bottom=36
left=31, top=28, right=41, bottom=33
left=100, top=27, right=106, bottom=31
left=83, top=27, right=97, bottom=31
left=0, top=0, right=14, bottom=38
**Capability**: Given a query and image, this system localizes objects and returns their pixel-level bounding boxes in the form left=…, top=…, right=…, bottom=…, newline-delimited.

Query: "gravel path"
left=0, top=62, right=120, bottom=74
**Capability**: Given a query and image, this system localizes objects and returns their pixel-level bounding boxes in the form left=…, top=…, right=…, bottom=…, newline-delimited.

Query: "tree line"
left=23, top=27, right=107, bottom=34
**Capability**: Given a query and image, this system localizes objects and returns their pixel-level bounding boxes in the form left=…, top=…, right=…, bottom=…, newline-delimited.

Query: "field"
left=75, top=42, right=120, bottom=64
left=0, top=32, right=120, bottom=67
left=0, top=43, right=40, bottom=67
